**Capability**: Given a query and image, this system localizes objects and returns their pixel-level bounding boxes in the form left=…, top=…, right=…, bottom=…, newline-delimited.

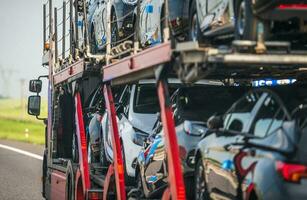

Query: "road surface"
left=0, top=140, right=44, bottom=200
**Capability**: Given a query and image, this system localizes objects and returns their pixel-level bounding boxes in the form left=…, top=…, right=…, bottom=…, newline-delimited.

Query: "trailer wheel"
left=42, top=149, right=47, bottom=199
left=65, top=161, right=75, bottom=200
left=72, top=133, right=79, bottom=163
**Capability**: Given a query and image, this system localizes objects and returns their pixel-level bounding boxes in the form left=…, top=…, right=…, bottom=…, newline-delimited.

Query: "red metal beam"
left=75, top=92, right=91, bottom=194
left=54, top=59, right=84, bottom=85
left=157, top=80, right=186, bottom=200
left=103, top=84, right=126, bottom=200
left=103, top=165, right=114, bottom=200
left=103, top=42, right=171, bottom=82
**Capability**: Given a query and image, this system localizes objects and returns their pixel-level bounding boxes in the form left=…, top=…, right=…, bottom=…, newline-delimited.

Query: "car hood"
left=129, top=113, right=157, bottom=134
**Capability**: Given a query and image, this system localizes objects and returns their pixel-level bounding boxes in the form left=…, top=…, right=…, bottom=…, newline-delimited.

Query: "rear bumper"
left=253, top=0, right=307, bottom=20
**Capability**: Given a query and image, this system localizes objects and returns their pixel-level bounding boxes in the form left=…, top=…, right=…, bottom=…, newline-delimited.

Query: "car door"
left=197, top=0, right=229, bottom=31
left=93, top=0, right=107, bottom=49
left=203, top=91, right=264, bottom=199
left=142, top=132, right=167, bottom=196
left=229, top=92, right=290, bottom=199
left=147, top=0, right=163, bottom=43
left=139, top=0, right=150, bottom=45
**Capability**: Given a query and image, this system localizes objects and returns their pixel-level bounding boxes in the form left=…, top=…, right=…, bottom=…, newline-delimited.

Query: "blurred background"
left=0, top=0, right=50, bottom=145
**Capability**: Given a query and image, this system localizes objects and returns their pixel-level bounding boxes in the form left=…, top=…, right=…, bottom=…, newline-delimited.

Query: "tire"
left=136, top=170, right=145, bottom=199
left=235, top=0, right=258, bottom=41
left=88, top=145, right=92, bottom=163
left=195, top=159, right=209, bottom=200
left=90, top=26, right=98, bottom=54
left=159, top=6, right=166, bottom=43
left=188, top=0, right=203, bottom=43
left=121, top=142, right=134, bottom=185
left=99, top=134, right=108, bottom=167
left=42, top=149, right=47, bottom=198
left=72, top=133, right=79, bottom=163
left=111, top=13, right=118, bottom=48
left=65, top=161, right=75, bottom=200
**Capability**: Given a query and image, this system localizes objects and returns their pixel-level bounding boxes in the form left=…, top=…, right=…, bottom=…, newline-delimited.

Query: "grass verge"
left=0, top=98, right=47, bottom=145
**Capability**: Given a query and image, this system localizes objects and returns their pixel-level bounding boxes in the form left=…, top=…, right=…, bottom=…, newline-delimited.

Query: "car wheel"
left=195, top=159, right=209, bottom=200
left=188, top=0, right=204, bottom=43
left=111, top=13, right=118, bottom=48
left=90, top=26, right=98, bottom=54
left=136, top=170, right=145, bottom=198
left=121, top=143, right=134, bottom=185
left=72, top=133, right=79, bottom=163
left=235, top=0, right=258, bottom=41
left=99, top=136, right=108, bottom=167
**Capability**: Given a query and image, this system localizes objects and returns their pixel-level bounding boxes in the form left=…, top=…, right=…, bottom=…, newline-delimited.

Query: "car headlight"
left=183, top=121, right=207, bottom=136
left=132, top=127, right=149, bottom=146
left=122, top=0, right=138, bottom=6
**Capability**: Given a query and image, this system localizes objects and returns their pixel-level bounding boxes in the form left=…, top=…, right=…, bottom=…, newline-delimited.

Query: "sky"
left=0, top=0, right=51, bottom=98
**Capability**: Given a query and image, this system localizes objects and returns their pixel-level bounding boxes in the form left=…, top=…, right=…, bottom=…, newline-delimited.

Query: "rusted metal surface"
left=53, top=59, right=84, bottom=85
left=103, top=42, right=171, bottom=83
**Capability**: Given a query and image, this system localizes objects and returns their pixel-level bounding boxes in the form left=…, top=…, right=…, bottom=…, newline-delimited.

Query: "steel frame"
left=75, top=92, right=91, bottom=196
left=103, top=84, right=126, bottom=200
left=157, top=78, right=186, bottom=200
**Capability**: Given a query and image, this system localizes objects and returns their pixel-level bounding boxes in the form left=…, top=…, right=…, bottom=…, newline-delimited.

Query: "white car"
left=101, top=79, right=181, bottom=184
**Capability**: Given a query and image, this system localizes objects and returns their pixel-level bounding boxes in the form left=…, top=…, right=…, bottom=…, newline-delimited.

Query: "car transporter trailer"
left=29, top=0, right=307, bottom=200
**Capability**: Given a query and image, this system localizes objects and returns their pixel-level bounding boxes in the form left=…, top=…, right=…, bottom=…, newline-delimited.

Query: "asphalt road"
left=0, top=140, right=44, bottom=200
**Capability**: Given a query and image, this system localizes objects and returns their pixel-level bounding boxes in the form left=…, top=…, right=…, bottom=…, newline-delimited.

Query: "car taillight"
left=276, top=161, right=307, bottom=183
left=277, top=4, right=307, bottom=10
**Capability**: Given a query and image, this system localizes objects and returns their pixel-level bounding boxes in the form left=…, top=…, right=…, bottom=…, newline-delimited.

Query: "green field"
left=0, top=98, right=47, bottom=145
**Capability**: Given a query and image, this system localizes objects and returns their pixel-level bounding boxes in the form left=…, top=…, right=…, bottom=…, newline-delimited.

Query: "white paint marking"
left=0, top=144, right=43, bottom=160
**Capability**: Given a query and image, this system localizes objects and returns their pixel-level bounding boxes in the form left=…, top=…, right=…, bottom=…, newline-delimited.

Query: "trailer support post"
left=103, top=84, right=126, bottom=200
left=62, top=1, right=66, bottom=60
left=157, top=76, right=186, bottom=200
left=75, top=92, right=91, bottom=195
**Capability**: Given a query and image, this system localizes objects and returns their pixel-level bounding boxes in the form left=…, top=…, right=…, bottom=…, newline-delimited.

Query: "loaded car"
left=100, top=79, right=180, bottom=184
left=137, top=0, right=165, bottom=47
left=88, top=0, right=137, bottom=52
left=135, top=84, right=247, bottom=199
left=195, top=84, right=307, bottom=200
left=189, top=0, right=307, bottom=45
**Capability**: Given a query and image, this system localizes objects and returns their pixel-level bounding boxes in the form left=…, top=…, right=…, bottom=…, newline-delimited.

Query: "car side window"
left=251, top=95, right=286, bottom=138
left=224, top=92, right=260, bottom=132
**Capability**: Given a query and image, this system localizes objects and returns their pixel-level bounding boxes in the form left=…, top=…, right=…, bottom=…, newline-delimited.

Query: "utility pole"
left=0, top=65, right=15, bottom=98
left=20, top=78, right=26, bottom=118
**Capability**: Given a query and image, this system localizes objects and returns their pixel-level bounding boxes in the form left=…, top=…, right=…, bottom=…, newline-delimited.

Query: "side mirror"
left=207, top=115, right=224, bottom=130
left=29, top=79, right=42, bottom=93
left=28, top=96, right=41, bottom=116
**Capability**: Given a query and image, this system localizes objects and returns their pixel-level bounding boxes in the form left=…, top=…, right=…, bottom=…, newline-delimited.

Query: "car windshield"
left=271, top=84, right=307, bottom=119
left=177, top=86, right=247, bottom=122
left=133, top=84, right=179, bottom=114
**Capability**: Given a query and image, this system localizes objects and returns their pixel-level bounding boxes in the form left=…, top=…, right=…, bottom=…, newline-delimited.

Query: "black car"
left=88, top=0, right=136, bottom=52
left=190, top=0, right=307, bottom=45
left=135, top=84, right=247, bottom=199
left=195, top=84, right=307, bottom=200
